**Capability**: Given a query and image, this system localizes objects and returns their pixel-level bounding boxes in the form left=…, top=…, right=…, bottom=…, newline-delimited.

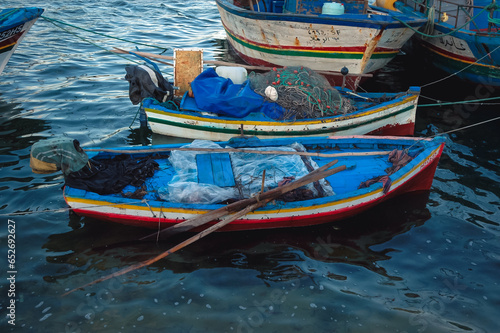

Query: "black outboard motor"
left=125, top=64, right=174, bottom=105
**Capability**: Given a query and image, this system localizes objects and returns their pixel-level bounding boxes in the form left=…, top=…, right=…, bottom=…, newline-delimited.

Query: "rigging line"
left=404, top=115, right=500, bottom=151
left=42, top=18, right=172, bottom=77
left=421, top=43, right=500, bottom=88
left=390, top=4, right=491, bottom=38
left=418, top=95, right=500, bottom=107
left=429, top=115, right=500, bottom=137
left=40, top=15, right=169, bottom=52
left=0, top=199, right=148, bottom=217
left=42, top=18, right=143, bottom=66
left=6, top=117, right=499, bottom=218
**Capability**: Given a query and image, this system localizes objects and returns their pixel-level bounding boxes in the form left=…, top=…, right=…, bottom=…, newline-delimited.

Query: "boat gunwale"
left=215, top=0, right=428, bottom=28
left=0, top=8, right=44, bottom=33
left=143, top=91, right=419, bottom=126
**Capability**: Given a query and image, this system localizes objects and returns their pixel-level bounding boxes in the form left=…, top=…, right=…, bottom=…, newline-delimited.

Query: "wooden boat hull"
left=0, top=8, right=44, bottom=74
left=215, top=0, right=427, bottom=79
left=416, top=28, right=500, bottom=86
left=64, top=135, right=445, bottom=231
left=397, top=1, right=500, bottom=86
left=143, top=87, right=420, bottom=140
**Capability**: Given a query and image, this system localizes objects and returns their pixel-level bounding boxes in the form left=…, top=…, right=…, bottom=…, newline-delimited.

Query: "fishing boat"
left=141, top=66, right=421, bottom=140
left=30, top=135, right=445, bottom=232
left=0, top=7, right=44, bottom=75
left=397, top=0, right=500, bottom=86
left=214, top=0, right=427, bottom=88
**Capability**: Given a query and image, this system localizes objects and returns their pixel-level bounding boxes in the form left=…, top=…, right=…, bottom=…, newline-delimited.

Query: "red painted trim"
left=224, top=22, right=397, bottom=54
left=0, top=31, right=24, bottom=51
left=420, top=39, right=476, bottom=63
left=367, top=122, right=415, bottom=136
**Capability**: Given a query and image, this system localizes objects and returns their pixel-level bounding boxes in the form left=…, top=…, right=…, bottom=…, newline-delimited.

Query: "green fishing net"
left=248, top=66, right=350, bottom=120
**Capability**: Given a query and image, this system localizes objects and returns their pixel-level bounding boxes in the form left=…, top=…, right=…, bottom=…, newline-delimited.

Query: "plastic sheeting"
left=160, top=140, right=238, bottom=204
left=190, top=68, right=285, bottom=119
left=230, top=142, right=334, bottom=199
left=161, top=140, right=334, bottom=204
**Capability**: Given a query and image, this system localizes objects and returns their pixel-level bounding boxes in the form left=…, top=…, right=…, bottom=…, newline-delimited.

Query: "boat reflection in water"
left=42, top=191, right=431, bottom=285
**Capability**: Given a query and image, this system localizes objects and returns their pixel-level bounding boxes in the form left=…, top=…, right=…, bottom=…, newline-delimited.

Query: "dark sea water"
left=1, top=1, right=499, bottom=332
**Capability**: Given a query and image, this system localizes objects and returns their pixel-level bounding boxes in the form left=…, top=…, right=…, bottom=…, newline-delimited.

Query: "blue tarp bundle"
left=190, top=68, right=285, bottom=119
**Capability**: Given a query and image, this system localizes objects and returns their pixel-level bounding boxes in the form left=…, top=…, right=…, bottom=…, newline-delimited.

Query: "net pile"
left=249, top=66, right=352, bottom=120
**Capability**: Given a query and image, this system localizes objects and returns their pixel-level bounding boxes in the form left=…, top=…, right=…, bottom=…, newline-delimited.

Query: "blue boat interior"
left=397, top=0, right=500, bottom=32
left=240, top=0, right=368, bottom=15
left=0, top=8, right=44, bottom=28
left=69, top=136, right=443, bottom=210
left=154, top=88, right=403, bottom=122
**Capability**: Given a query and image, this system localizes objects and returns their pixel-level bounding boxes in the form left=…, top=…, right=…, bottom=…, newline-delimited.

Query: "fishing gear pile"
left=248, top=66, right=352, bottom=120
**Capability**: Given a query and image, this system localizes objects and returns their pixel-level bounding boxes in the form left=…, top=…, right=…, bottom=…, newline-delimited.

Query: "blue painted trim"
left=216, top=0, right=427, bottom=29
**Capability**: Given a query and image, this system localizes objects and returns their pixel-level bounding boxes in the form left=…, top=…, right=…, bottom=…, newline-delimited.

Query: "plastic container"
left=215, top=66, right=248, bottom=84
left=322, top=2, right=345, bottom=15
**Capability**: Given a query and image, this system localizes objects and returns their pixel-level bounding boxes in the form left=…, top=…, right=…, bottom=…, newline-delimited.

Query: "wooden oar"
left=140, top=159, right=341, bottom=241
left=62, top=161, right=347, bottom=296
left=63, top=200, right=270, bottom=297
left=84, top=146, right=392, bottom=159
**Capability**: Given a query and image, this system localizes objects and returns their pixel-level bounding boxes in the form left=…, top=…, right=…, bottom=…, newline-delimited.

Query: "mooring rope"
left=41, top=16, right=143, bottom=66
left=41, top=16, right=174, bottom=77
left=3, top=114, right=499, bottom=218
left=429, top=115, right=500, bottom=137
left=418, top=94, right=500, bottom=107
left=421, top=43, right=500, bottom=88
left=41, top=16, right=169, bottom=52
left=391, top=3, right=495, bottom=38
left=0, top=199, right=149, bottom=217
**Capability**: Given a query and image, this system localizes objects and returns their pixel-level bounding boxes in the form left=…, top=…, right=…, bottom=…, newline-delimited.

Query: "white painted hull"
left=145, top=92, right=419, bottom=141
left=216, top=1, right=426, bottom=75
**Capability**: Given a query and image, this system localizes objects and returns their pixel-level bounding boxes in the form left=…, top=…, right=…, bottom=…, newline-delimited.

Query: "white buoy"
left=265, top=86, right=278, bottom=101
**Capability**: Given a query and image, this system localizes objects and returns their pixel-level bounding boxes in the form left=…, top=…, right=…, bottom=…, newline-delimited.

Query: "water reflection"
left=41, top=192, right=432, bottom=288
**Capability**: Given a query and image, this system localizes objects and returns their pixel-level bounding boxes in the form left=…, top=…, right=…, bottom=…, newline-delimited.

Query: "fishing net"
left=248, top=66, right=353, bottom=120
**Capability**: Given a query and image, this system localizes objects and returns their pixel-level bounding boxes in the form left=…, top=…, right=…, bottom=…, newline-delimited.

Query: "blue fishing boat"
left=397, top=0, right=500, bottom=86
left=30, top=135, right=445, bottom=231
left=0, top=7, right=44, bottom=74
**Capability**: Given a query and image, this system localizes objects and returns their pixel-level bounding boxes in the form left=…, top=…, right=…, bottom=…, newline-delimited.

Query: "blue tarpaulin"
left=190, top=68, right=285, bottom=119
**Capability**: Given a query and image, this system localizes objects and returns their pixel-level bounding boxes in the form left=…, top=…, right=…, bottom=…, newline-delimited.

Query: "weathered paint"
left=215, top=0, right=426, bottom=76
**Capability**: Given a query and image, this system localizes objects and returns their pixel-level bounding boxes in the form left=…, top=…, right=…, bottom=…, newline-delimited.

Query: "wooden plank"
left=85, top=146, right=393, bottom=158
left=197, top=153, right=235, bottom=187
left=196, top=154, right=215, bottom=185
left=174, top=49, right=203, bottom=97
left=220, top=153, right=236, bottom=187
left=211, top=153, right=235, bottom=187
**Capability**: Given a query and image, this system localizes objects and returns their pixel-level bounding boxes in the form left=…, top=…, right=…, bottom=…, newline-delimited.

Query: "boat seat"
left=196, top=153, right=236, bottom=187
